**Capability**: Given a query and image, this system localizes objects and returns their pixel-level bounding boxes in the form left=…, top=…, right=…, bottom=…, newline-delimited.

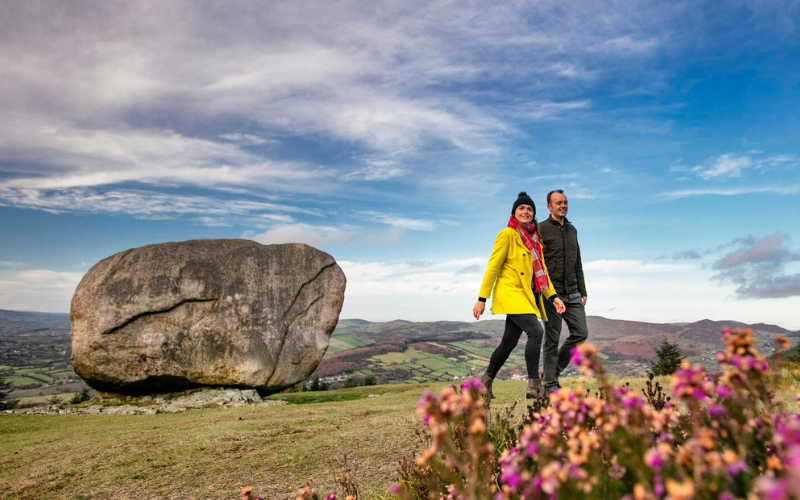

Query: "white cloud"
left=335, top=256, right=800, bottom=329
left=0, top=267, right=84, bottom=313
left=356, top=211, right=436, bottom=231
left=696, top=153, right=753, bottom=179
left=0, top=188, right=315, bottom=222
left=247, top=225, right=353, bottom=247
left=687, top=152, right=798, bottom=181
left=0, top=0, right=685, bottom=204
left=660, top=184, right=800, bottom=200
left=341, top=159, right=408, bottom=181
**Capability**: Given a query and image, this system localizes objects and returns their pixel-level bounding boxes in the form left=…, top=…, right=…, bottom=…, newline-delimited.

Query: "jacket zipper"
left=561, top=223, right=566, bottom=294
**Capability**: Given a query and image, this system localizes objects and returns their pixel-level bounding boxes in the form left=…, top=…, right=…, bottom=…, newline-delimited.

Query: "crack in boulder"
left=101, top=298, right=218, bottom=335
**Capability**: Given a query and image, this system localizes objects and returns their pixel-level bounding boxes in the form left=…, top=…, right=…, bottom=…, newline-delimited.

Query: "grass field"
left=3, top=370, right=800, bottom=500
left=0, top=380, right=539, bottom=499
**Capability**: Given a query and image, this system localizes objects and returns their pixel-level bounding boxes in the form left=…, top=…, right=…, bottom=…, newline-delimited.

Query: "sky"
left=1, top=0, right=799, bottom=329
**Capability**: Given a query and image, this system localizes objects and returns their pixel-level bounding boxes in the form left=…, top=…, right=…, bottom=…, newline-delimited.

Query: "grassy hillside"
left=1, top=310, right=797, bottom=400
left=318, top=317, right=799, bottom=383
left=3, top=369, right=800, bottom=500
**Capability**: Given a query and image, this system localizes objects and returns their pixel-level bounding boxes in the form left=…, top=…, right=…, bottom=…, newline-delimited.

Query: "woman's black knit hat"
left=512, top=191, right=536, bottom=216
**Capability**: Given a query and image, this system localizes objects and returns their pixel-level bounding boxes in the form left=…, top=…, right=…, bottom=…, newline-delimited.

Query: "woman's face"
left=514, top=204, right=534, bottom=225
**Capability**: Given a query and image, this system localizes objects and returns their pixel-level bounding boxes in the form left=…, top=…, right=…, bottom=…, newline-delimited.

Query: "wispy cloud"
left=660, top=185, right=800, bottom=200
left=697, top=153, right=753, bottom=179
left=356, top=211, right=436, bottom=231
left=0, top=188, right=316, bottom=221
left=672, top=152, right=799, bottom=182
left=246, top=225, right=354, bottom=247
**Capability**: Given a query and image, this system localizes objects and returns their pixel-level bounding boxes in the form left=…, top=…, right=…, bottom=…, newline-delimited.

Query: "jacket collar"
left=545, top=215, right=570, bottom=226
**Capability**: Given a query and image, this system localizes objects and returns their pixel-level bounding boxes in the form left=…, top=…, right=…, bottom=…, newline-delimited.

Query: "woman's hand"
left=553, top=297, right=566, bottom=314
left=473, top=301, right=486, bottom=320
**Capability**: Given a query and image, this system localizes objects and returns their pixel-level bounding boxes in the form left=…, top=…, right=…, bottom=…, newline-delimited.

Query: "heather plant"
left=391, top=329, right=800, bottom=500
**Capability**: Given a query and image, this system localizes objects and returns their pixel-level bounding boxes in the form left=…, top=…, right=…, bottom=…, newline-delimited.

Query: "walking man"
left=539, top=189, right=589, bottom=393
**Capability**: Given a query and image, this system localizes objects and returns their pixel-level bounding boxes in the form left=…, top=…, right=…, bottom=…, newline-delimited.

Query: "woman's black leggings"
left=485, top=314, right=544, bottom=380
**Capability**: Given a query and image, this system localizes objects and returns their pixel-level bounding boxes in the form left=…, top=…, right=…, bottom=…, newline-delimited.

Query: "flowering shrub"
left=393, top=329, right=800, bottom=500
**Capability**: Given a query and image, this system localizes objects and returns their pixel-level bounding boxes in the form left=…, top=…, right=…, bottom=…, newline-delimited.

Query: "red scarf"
left=508, top=217, right=550, bottom=294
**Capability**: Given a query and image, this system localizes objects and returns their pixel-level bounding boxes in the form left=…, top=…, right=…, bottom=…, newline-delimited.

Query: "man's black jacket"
left=538, top=216, right=587, bottom=297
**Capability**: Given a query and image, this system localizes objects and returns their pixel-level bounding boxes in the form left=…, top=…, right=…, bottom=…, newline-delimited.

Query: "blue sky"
left=1, top=0, right=799, bottom=328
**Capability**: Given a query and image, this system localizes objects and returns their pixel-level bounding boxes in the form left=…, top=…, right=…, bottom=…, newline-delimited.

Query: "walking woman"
left=473, top=192, right=566, bottom=399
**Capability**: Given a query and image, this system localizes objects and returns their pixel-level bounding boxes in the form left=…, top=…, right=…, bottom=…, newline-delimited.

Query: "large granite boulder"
left=71, top=240, right=346, bottom=396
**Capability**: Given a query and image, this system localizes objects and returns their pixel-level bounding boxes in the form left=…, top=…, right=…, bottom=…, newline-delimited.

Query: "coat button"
left=520, top=272, right=524, bottom=275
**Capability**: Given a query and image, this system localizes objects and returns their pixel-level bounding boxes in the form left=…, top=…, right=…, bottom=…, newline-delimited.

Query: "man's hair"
left=546, top=189, right=565, bottom=205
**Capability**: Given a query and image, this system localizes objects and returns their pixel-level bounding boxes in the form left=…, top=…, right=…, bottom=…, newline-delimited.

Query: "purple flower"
left=707, top=404, right=726, bottom=418
left=724, top=461, right=748, bottom=476
left=461, top=378, right=482, bottom=392
left=717, top=384, right=731, bottom=398
left=756, top=477, right=789, bottom=500
left=644, top=448, right=662, bottom=471
left=501, top=470, right=521, bottom=489
left=654, top=476, right=664, bottom=497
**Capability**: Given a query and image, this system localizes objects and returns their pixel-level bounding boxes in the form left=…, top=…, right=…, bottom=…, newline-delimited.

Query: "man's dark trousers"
left=543, top=292, right=588, bottom=391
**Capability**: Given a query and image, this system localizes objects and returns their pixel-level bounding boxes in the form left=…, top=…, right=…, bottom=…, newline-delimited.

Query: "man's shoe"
left=526, top=378, right=545, bottom=399
left=480, top=373, right=496, bottom=399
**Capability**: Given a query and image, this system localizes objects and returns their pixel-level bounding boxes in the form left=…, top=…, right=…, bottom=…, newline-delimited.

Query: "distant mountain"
left=0, top=309, right=70, bottom=324
left=317, top=316, right=795, bottom=382
left=0, top=310, right=794, bottom=383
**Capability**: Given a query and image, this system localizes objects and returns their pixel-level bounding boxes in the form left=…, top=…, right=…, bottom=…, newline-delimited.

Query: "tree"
left=364, top=374, right=377, bottom=386
left=47, top=394, right=62, bottom=406
left=0, top=375, right=18, bottom=411
left=650, top=337, right=685, bottom=376
left=307, top=376, right=330, bottom=391
left=343, top=376, right=361, bottom=389
left=70, top=387, right=91, bottom=404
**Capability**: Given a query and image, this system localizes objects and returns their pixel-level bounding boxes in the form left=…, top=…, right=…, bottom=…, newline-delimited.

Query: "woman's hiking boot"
left=480, top=373, right=496, bottom=399
left=526, top=378, right=545, bottom=399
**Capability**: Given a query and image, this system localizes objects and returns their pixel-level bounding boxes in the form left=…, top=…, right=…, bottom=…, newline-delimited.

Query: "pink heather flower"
left=718, top=492, right=734, bottom=500
left=388, top=483, right=401, bottom=493
left=417, top=391, right=433, bottom=407
left=724, top=461, right=748, bottom=476
left=501, top=470, right=521, bottom=489
left=644, top=448, right=662, bottom=471
left=654, top=476, right=664, bottom=497
left=717, top=384, right=731, bottom=399
left=756, top=477, right=789, bottom=500
left=570, top=347, right=581, bottom=364
left=461, top=378, right=482, bottom=392
left=707, top=404, right=726, bottom=418
left=323, top=492, right=337, bottom=500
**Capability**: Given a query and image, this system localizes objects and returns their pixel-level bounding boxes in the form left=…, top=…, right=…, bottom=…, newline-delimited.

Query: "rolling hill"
left=1, top=309, right=796, bottom=388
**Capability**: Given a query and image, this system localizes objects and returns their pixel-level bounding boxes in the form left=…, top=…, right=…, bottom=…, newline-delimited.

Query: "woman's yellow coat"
left=479, top=228, right=557, bottom=319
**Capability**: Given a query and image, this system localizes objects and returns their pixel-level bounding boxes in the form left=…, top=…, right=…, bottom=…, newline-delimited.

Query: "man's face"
left=548, top=192, right=568, bottom=218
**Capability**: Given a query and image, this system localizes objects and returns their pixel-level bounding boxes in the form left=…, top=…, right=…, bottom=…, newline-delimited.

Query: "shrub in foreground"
left=393, top=329, right=800, bottom=500
left=245, top=328, right=799, bottom=500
